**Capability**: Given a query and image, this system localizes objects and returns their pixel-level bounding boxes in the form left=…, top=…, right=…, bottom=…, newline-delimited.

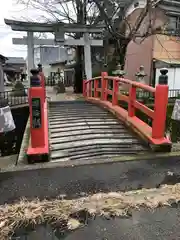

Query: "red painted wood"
left=117, top=93, right=129, bottom=103
left=134, top=101, right=154, bottom=119
left=28, top=87, right=45, bottom=148
left=106, top=89, right=113, bottom=95
left=112, top=78, right=118, bottom=105
left=83, top=79, right=86, bottom=97
left=96, top=88, right=101, bottom=92
left=105, top=76, right=155, bottom=93
left=104, top=80, right=108, bottom=101
left=94, top=79, right=98, bottom=98
left=86, top=97, right=171, bottom=146
left=101, top=72, right=108, bottom=101
left=152, top=85, right=169, bottom=139
left=128, top=86, right=136, bottom=117
left=83, top=72, right=171, bottom=147
left=27, top=85, right=49, bottom=157
left=39, top=71, right=46, bottom=100
left=89, top=80, right=92, bottom=97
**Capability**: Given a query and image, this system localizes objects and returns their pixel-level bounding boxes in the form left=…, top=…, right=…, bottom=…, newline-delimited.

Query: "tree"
left=18, top=0, right=166, bottom=91
left=93, top=0, right=167, bottom=72
left=18, top=0, right=102, bottom=93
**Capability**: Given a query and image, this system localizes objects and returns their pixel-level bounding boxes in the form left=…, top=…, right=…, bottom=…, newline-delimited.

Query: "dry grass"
left=1, top=183, right=180, bottom=239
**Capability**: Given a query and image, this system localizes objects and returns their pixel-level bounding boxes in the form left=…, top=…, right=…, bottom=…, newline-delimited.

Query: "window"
left=134, top=2, right=139, bottom=8
left=177, top=17, right=180, bottom=30
left=167, top=16, right=180, bottom=31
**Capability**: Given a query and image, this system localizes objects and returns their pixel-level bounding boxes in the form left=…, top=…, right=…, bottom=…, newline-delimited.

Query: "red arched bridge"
left=27, top=71, right=171, bottom=163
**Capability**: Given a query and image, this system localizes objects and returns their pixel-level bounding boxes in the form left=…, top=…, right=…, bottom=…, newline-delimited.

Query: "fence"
left=0, top=89, right=28, bottom=107
left=45, top=76, right=56, bottom=86
left=46, top=69, right=75, bottom=87
left=64, top=68, right=75, bottom=87
left=119, top=88, right=180, bottom=101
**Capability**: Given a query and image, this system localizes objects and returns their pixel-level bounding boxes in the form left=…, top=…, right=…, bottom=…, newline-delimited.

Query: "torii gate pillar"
left=27, top=32, right=35, bottom=81
left=84, top=33, right=92, bottom=80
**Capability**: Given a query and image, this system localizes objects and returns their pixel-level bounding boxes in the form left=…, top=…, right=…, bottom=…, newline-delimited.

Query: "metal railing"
left=45, top=76, right=56, bottom=86
left=119, top=89, right=180, bottom=101
left=46, top=69, right=74, bottom=87
left=0, top=89, right=28, bottom=107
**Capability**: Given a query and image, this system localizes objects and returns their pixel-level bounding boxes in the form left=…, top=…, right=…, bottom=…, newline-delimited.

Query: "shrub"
left=11, top=81, right=26, bottom=97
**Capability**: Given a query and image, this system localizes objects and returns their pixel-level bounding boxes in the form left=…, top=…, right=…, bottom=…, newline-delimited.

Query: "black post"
left=30, top=69, right=41, bottom=87
left=37, top=63, right=42, bottom=73
left=158, top=68, right=168, bottom=85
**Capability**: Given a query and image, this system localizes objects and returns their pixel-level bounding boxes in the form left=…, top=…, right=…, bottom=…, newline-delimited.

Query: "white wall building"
left=27, top=46, right=74, bottom=77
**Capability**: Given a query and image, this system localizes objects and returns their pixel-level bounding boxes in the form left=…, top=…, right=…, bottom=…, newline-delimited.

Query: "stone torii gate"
left=12, top=35, right=103, bottom=80
left=4, top=19, right=104, bottom=80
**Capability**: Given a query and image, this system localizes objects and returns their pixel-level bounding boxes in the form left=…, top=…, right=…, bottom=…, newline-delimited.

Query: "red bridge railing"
left=83, top=72, right=171, bottom=149
left=26, top=70, right=49, bottom=163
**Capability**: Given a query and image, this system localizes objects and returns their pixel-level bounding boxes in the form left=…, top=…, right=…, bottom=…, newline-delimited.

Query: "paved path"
left=12, top=206, right=180, bottom=239
left=0, top=154, right=17, bottom=168
left=46, top=86, right=81, bottom=101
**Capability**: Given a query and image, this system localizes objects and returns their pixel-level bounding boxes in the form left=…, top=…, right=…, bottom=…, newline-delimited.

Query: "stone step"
left=48, top=100, right=150, bottom=162
left=51, top=146, right=147, bottom=161
left=50, top=125, right=126, bottom=134
left=49, top=116, right=116, bottom=122
left=50, top=129, right=130, bottom=138
left=51, top=139, right=140, bottom=151
left=49, top=121, right=121, bottom=129
left=50, top=133, right=136, bottom=145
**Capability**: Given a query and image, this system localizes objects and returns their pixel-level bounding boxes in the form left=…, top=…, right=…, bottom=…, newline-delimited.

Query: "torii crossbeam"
left=4, top=19, right=105, bottom=81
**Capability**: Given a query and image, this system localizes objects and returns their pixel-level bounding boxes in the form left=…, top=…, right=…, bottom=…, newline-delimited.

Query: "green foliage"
left=177, top=93, right=180, bottom=99
left=11, top=81, right=26, bottom=97
left=135, top=103, right=180, bottom=142
left=92, top=71, right=101, bottom=78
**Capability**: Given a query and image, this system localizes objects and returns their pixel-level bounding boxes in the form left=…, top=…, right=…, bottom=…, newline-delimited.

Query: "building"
left=5, top=57, right=26, bottom=73
left=0, top=54, right=8, bottom=92
left=34, top=46, right=75, bottom=77
left=124, top=0, right=180, bottom=89
left=3, top=57, right=26, bottom=83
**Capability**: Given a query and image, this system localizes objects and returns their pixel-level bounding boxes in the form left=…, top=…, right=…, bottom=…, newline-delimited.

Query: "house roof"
left=155, top=58, right=180, bottom=65
left=49, top=60, right=66, bottom=66
left=3, top=66, right=16, bottom=72
left=6, top=57, right=26, bottom=65
left=4, top=19, right=105, bottom=33
left=0, top=54, right=8, bottom=62
left=158, top=0, right=180, bottom=14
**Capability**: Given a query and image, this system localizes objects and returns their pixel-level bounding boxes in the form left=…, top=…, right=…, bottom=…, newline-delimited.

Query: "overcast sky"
left=0, top=0, right=27, bottom=58
left=0, top=0, right=92, bottom=59
left=0, top=0, right=54, bottom=59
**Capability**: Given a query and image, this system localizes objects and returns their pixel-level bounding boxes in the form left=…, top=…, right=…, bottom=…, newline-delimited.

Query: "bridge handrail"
left=105, top=76, right=155, bottom=93
left=83, top=72, right=170, bottom=146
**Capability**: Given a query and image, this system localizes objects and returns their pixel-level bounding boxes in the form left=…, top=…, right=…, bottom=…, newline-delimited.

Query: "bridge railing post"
left=94, top=79, right=98, bottom=98
left=83, top=73, right=87, bottom=97
left=83, top=79, right=86, bottom=97
left=89, top=80, right=92, bottom=97
left=38, top=64, right=46, bottom=100
left=40, top=72, right=46, bottom=100
left=128, top=85, right=136, bottom=117
left=28, top=69, right=46, bottom=148
left=101, top=72, right=108, bottom=101
left=152, top=85, right=168, bottom=139
left=152, top=69, right=169, bottom=139
left=112, top=78, right=119, bottom=105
